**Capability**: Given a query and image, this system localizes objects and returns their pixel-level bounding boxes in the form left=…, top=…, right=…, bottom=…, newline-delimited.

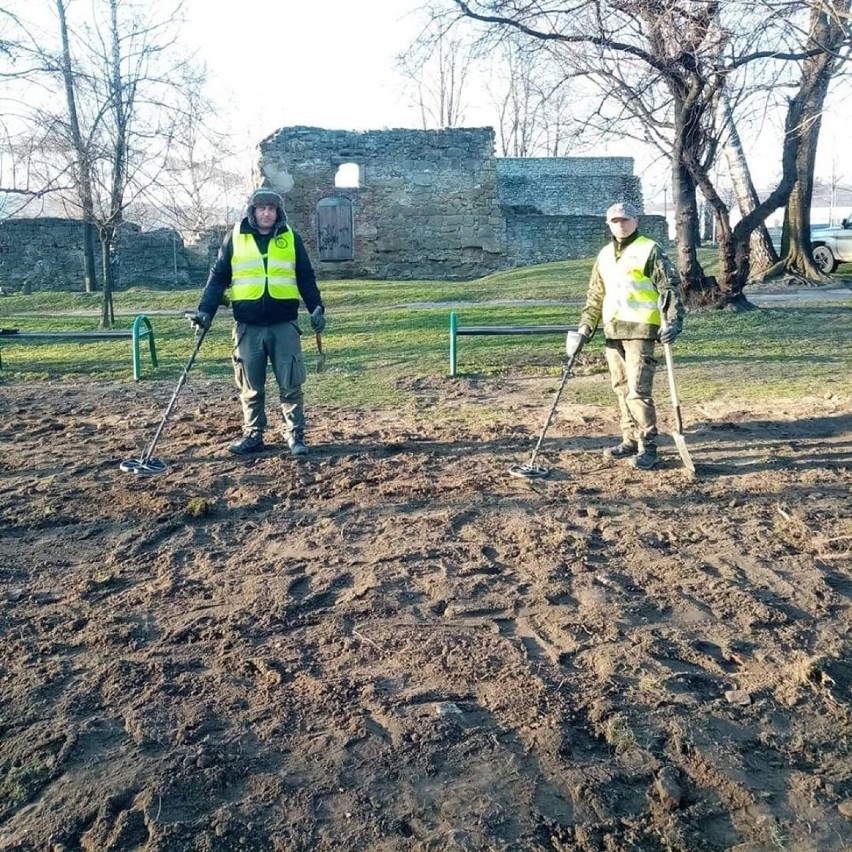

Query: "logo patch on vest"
left=275, top=235, right=290, bottom=250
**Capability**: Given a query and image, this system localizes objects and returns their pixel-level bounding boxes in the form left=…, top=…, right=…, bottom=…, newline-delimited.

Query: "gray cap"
left=606, top=202, right=639, bottom=221
left=246, top=187, right=287, bottom=229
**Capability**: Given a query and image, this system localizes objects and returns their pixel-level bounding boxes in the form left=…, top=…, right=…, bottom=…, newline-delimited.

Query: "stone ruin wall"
left=259, top=126, right=506, bottom=281
left=0, top=218, right=219, bottom=293
left=260, top=129, right=665, bottom=279
left=0, top=126, right=667, bottom=291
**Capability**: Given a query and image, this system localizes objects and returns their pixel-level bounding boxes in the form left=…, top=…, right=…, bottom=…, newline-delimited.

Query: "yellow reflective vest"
left=228, top=224, right=299, bottom=304
left=598, top=235, right=661, bottom=327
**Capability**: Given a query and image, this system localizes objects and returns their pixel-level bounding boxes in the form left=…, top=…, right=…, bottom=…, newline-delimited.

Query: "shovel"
left=315, top=332, right=326, bottom=373
left=659, top=293, right=695, bottom=475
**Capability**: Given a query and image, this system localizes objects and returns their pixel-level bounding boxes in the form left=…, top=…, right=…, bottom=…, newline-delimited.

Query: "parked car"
left=810, top=215, right=852, bottom=273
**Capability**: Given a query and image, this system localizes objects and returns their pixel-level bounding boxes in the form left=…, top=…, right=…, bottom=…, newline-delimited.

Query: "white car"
left=811, top=216, right=852, bottom=273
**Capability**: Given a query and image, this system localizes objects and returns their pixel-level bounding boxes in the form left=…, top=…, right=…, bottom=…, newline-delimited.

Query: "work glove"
left=187, top=311, right=211, bottom=335
left=310, top=306, right=326, bottom=333
left=565, top=328, right=587, bottom=360
left=566, top=323, right=593, bottom=358
left=658, top=319, right=681, bottom=345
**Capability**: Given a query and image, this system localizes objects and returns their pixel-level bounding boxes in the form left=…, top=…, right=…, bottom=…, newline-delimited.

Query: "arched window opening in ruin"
left=334, top=163, right=360, bottom=188
left=316, top=196, right=354, bottom=262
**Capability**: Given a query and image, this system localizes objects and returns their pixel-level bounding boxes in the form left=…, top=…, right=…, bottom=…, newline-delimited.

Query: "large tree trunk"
left=755, top=1, right=848, bottom=284
left=780, top=180, right=825, bottom=280
left=722, top=96, right=778, bottom=274
left=671, top=97, right=707, bottom=304
left=777, top=49, right=835, bottom=280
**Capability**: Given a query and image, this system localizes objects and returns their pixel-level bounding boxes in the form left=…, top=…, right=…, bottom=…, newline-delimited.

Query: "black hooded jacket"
left=198, top=218, right=323, bottom=326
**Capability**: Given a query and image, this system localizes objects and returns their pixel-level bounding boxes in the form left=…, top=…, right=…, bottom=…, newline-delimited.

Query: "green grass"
left=1, top=257, right=850, bottom=412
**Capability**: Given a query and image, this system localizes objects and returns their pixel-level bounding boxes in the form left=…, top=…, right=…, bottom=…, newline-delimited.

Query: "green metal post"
left=131, top=314, right=157, bottom=380
left=449, top=311, right=458, bottom=377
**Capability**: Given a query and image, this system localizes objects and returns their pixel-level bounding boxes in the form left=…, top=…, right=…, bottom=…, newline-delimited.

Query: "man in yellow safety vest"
left=188, top=187, right=326, bottom=456
left=569, top=201, right=684, bottom=470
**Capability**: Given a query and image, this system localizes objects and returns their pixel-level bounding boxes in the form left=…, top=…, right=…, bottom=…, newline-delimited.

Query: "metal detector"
left=120, top=321, right=208, bottom=475
left=509, top=330, right=585, bottom=479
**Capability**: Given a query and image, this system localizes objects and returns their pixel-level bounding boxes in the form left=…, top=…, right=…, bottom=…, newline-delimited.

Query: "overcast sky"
left=182, top=0, right=451, bottom=138
left=181, top=0, right=851, bottom=214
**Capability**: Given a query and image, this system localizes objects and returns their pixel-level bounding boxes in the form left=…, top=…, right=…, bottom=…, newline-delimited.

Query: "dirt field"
left=1, top=374, right=850, bottom=851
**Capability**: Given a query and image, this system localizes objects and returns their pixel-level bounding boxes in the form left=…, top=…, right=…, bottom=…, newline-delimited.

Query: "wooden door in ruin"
left=316, top=196, right=354, bottom=262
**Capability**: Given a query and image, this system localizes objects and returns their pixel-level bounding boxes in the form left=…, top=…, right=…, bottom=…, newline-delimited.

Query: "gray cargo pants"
left=605, top=337, right=658, bottom=448
left=232, top=321, right=306, bottom=436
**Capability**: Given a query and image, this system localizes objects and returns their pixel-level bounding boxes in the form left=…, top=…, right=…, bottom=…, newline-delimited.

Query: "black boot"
left=286, top=428, right=308, bottom=456
left=631, top=443, right=659, bottom=470
left=229, top=430, right=264, bottom=455
left=603, top=440, right=638, bottom=460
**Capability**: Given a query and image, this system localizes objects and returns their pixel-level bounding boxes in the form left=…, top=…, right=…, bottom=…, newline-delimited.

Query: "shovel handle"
left=658, top=290, right=684, bottom=434
left=663, top=342, right=684, bottom=434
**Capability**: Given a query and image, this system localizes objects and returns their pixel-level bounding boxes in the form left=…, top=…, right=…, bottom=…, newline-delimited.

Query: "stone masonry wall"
left=497, top=158, right=643, bottom=216
left=506, top=213, right=670, bottom=268
left=0, top=218, right=210, bottom=293
left=0, top=129, right=660, bottom=290
left=259, top=126, right=506, bottom=280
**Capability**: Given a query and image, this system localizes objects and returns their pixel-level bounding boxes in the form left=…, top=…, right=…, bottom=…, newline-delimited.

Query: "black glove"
left=659, top=320, right=681, bottom=345
left=310, top=306, right=326, bottom=333
left=187, top=311, right=211, bottom=335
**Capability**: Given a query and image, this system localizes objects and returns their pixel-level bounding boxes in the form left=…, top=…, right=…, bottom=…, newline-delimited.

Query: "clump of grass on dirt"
left=185, top=497, right=212, bottom=518
left=0, top=762, right=51, bottom=816
left=603, top=713, right=637, bottom=754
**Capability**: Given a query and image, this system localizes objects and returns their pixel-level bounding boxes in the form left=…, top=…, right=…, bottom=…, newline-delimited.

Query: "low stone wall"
left=0, top=219, right=88, bottom=293
left=496, top=158, right=642, bottom=216
left=506, top=213, right=670, bottom=268
left=0, top=218, right=216, bottom=293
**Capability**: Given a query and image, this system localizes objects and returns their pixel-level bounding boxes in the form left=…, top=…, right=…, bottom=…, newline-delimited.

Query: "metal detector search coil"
left=119, top=457, right=168, bottom=475
left=508, top=462, right=550, bottom=479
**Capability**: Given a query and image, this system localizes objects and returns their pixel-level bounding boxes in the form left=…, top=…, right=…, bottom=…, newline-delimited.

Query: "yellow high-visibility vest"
left=228, top=224, right=299, bottom=303
left=598, top=235, right=661, bottom=326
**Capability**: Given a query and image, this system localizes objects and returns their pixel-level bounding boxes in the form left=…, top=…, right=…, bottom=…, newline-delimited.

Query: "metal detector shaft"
left=139, top=326, right=208, bottom=465
left=526, top=367, right=572, bottom=470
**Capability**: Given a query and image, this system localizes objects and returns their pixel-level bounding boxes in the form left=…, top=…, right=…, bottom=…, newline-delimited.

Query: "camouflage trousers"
left=604, top=337, right=658, bottom=448
left=232, top=321, right=307, bottom=436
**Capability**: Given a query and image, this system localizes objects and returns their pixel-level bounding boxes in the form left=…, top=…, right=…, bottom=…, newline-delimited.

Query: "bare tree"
left=772, top=2, right=851, bottom=282
left=0, top=0, right=214, bottom=324
left=443, top=0, right=852, bottom=306
left=485, top=38, right=581, bottom=157
left=719, top=94, right=779, bottom=274
left=55, top=0, right=98, bottom=293
left=397, top=17, right=474, bottom=128
left=147, top=68, right=248, bottom=238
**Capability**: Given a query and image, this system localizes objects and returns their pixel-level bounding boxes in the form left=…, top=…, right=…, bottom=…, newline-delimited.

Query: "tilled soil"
left=1, top=376, right=850, bottom=851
